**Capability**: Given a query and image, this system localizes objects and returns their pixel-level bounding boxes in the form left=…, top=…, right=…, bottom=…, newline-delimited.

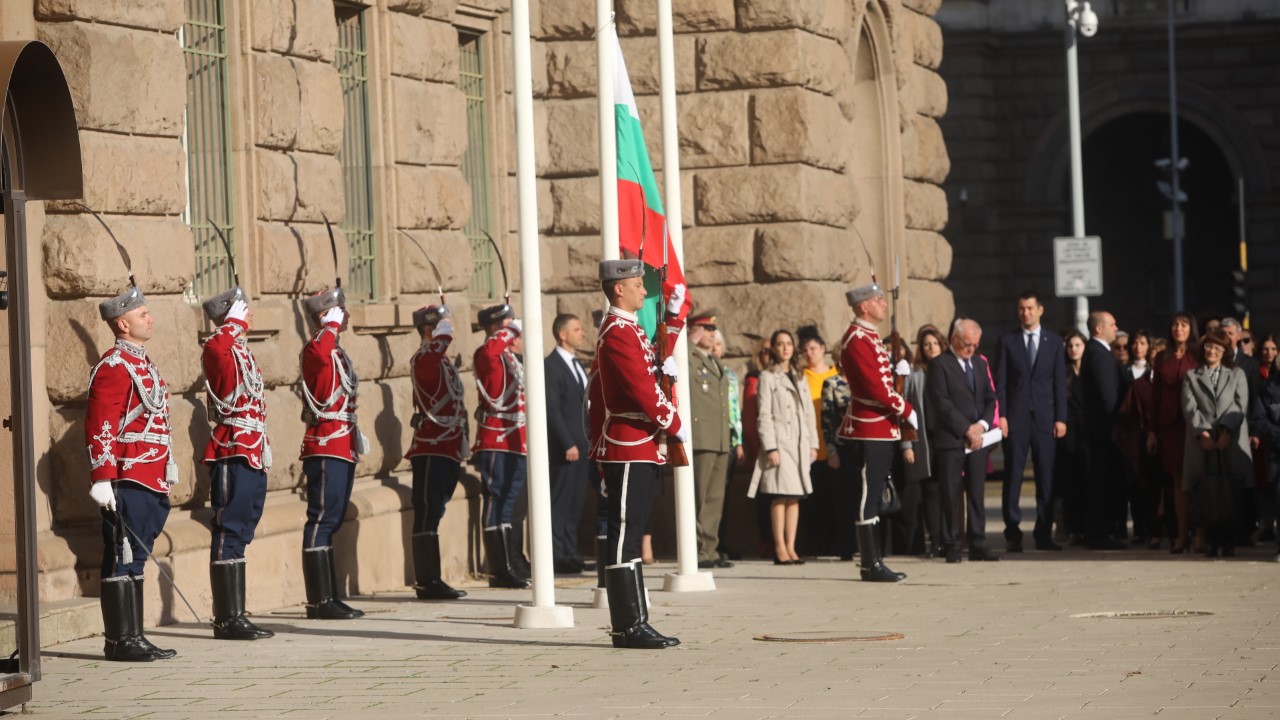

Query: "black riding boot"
left=485, top=528, right=530, bottom=588
left=303, top=547, right=363, bottom=619
left=505, top=524, right=531, bottom=580
left=211, top=561, right=274, bottom=639
left=595, top=535, right=608, bottom=590
left=130, top=578, right=177, bottom=658
left=857, top=522, right=906, bottom=583
left=101, top=577, right=159, bottom=662
left=326, top=547, right=365, bottom=616
left=605, top=562, right=679, bottom=649
left=413, top=532, right=466, bottom=600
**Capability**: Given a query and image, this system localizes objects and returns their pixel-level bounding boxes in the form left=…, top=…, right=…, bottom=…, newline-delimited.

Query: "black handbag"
left=1192, top=449, right=1238, bottom=529
left=881, top=474, right=903, bottom=515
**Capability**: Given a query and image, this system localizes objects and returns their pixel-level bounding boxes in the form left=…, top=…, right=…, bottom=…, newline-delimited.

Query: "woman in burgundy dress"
left=1146, top=312, right=1199, bottom=553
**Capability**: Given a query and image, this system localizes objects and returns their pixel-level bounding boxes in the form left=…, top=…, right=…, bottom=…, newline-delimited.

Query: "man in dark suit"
left=926, top=318, right=999, bottom=563
left=1221, top=316, right=1261, bottom=544
left=545, top=313, right=592, bottom=573
left=1080, top=310, right=1126, bottom=550
left=994, top=291, right=1067, bottom=552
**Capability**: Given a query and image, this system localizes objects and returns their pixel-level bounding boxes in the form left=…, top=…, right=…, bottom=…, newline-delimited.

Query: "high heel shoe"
left=773, top=558, right=795, bottom=566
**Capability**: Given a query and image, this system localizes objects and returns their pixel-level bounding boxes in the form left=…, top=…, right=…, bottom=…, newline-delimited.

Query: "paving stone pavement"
left=26, top=534, right=1280, bottom=720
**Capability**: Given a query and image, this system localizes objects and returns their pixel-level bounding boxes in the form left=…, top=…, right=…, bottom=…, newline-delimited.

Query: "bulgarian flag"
left=612, top=32, right=692, bottom=340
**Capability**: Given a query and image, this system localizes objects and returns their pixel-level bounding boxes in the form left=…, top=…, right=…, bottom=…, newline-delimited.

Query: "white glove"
left=661, top=356, right=679, bottom=379
left=432, top=318, right=454, bottom=338
left=226, top=299, right=249, bottom=323
left=89, top=482, right=116, bottom=511
left=905, top=410, right=919, bottom=430
left=674, top=424, right=690, bottom=445
left=320, top=306, right=345, bottom=327
left=895, top=359, right=911, bottom=376
left=507, top=319, right=522, bottom=335
left=667, top=283, right=686, bottom=315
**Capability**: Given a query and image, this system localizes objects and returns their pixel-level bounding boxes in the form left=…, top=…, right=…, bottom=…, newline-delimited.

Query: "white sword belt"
left=117, top=431, right=171, bottom=445
left=219, top=416, right=266, bottom=433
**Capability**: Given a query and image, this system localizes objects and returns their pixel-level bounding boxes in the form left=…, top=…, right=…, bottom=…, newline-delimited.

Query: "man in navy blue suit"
left=545, top=313, right=592, bottom=573
left=994, top=292, right=1067, bottom=552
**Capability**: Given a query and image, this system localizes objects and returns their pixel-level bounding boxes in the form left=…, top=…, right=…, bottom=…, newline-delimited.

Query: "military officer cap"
left=477, top=303, right=514, bottom=327
left=99, top=286, right=148, bottom=321
left=845, top=282, right=883, bottom=307
left=598, top=258, right=644, bottom=282
left=688, top=309, right=719, bottom=329
left=201, top=286, right=247, bottom=321
left=302, top=286, right=346, bottom=317
left=413, top=304, right=449, bottom=328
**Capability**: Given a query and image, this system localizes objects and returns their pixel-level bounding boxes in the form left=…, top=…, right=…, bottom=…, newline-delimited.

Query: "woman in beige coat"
left=748, top=329, right=818, bottom=564
left=1181, top=328, right=1252, bottom=557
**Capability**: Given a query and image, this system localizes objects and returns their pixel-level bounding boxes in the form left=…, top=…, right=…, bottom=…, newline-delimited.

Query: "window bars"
left=336, top=4, right=377, bottom=300
left=459, top=29, right=495, bottom=300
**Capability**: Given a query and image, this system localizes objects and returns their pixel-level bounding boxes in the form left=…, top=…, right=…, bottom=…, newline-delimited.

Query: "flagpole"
left=597, top=0, right=619, bottom=262
left=511, top=0, right=573, bottom=629
left=657, top=0, right=715, bottom=593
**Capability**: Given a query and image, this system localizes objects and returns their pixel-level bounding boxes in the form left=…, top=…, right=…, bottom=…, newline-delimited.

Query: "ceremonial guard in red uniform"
left=404, top=304, right=469, bottom=599
left=472, top=303, right=531, bottom=588
left=200, top=283, right=274, bottom=640
left=588, top=259, right=687, bottom=649
left=86, top=281, right=178, bottom=662
left=837, top=283, right=917, bottom=583
left=298, top=287, right=366, bottom=619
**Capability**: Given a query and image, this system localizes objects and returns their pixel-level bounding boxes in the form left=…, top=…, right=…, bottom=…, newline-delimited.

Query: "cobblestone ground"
left=28, top=520, right=1280, bottom=719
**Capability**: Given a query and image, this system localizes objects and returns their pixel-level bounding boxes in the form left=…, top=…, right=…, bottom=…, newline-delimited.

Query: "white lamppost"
left=1064, top=0, right=1098, bottom=332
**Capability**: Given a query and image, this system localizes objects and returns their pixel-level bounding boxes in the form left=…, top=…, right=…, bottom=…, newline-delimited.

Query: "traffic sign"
left=1053, top=236, right=1102, bottom=297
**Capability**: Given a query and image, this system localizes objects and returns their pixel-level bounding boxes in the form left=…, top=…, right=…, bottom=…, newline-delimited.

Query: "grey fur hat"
left=99, top=286, right=147, bottom=321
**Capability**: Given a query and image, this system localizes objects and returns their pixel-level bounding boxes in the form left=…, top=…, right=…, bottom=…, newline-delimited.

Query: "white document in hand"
left=964, top=428, right=1003, bottom=455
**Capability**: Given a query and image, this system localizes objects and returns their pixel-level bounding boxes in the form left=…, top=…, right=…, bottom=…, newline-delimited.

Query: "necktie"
left=1026, top=332, right=1038, bottom=366
left=964, top=358, right=975, bottom=392
left=573, top=359, right=587, bottom=388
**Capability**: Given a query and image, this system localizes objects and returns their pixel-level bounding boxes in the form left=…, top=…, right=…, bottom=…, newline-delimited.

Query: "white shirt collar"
left=1023, top=325, right=1040, bottom=335
left=954, top=352, right=973, bottom=369
left=554, top=345, right=578, bottom=366
left=608, top=305, right=638, bottom=323
left=854, top=317, right=879, bottom=333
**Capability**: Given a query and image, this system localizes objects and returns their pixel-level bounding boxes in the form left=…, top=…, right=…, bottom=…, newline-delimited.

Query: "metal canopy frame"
left=0, top=39, right=83, bottom=711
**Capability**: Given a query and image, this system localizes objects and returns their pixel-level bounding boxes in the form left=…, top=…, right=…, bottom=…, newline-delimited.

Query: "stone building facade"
left=0, top=0, right=952, bottom=620
left=936, top=0, right=1280, bottom=340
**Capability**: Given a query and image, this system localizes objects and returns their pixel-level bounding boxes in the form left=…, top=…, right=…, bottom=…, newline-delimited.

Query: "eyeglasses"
left=1241, top=338, right=1254, bottom=345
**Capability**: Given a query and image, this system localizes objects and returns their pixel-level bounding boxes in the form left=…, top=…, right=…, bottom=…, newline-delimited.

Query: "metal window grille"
left=336, top=5, right=376, bottom=300
left=459, top=30, right=495, bottom=300
left=182, top=0, right=235, bottom=298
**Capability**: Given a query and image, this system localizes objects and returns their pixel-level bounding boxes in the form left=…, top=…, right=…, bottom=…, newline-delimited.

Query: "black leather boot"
left=101, top=577, right=160, bottom=662
left=595, top=535, right=608, bottom=590
left=504, top=524, right=531, bottom=580
left=327, top=549, right=365, bottom=617
left=857, top=523, right=906, bottom=583
left=413, top=532, right=466, bottom=600
left=605, top=562, right=679, bottom=649
left=302, top=547, right=363, bottom=619
left=211, top=561, right=274, bottom=639
left=130, top=578, right=177, bottom=659
left=484, top=528, right=529, bottom=589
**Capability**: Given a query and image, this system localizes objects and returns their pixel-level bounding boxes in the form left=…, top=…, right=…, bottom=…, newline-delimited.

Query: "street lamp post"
left=1064, top=0, right=1098, bottom=333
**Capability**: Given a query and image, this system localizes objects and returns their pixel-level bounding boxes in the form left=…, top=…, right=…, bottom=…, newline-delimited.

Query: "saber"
left=322, top=212, right=342, bottom=289
left=112, top=510, right=203, bottom=624
left=480, top=230, right=509, bottom=303
left=396, top=228, right=446, bottom=305
left=207, top=216, right=239, bottom=286
left=76, top=202, right=135, bottom=287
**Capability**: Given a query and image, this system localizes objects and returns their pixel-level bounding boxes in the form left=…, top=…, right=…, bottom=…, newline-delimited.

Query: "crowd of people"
left=640, top=291, right=1278, bottom=568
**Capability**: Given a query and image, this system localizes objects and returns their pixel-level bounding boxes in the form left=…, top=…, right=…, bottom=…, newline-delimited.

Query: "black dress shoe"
left=772, top=558, right=796, bottom=566
left=1006, top=538, right=1024, bottom=553
left=944, top=547, right=962, bottom=564
left=611, top=622, right=680, bottom=649
left=1034, top=539, right=1063, bottom=551
left=969, top=547, right=1000, bottom=562
left=714, top=558, right=735, bottom=568
left=697, top=559, right=719, bottom=569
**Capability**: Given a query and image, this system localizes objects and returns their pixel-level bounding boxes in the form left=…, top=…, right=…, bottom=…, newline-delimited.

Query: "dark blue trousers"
left=1001, top=429, right=1056, bottom=543
left=209, top=459, right=268, bottom=562
left=477, top=451, right=526, bottom=529
left=302, top=457, right=355, bottom=549
left=603, top=462, right=662, bottom=567
left=101, top=483, right=171, bottom=578
left=410, top=455, right=462, bottom=534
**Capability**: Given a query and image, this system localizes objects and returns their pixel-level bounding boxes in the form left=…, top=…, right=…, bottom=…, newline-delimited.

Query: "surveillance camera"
left=1079, top=4, right=1099, bottom=37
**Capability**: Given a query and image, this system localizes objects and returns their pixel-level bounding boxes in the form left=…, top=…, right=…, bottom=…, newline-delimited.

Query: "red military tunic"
left=201, top=317, right=271, bottom=469
left=838, top=318, right=913, bottom=442
left=299, top=322, right=361, bottom=462
left=472, top=326, right=526, bottom=455
left=588, top=306, right=683, bottom=465
left=86, top=338, right=178, bottom=493
left=405, top=329, right=469, bottom=463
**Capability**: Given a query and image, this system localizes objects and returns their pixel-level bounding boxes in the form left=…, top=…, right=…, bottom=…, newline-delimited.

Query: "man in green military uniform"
left=688, top=310, right=733, bottom=569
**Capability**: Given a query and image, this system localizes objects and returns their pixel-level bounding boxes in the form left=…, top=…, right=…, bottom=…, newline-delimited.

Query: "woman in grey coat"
left=1181, top=329, right=1253, bottom=557
left=747, top=329, right=818, bottom=564
left=902, top=325, right=946, bottom=556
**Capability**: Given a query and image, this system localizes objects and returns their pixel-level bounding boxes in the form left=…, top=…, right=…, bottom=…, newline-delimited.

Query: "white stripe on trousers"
left=615, top=462, right=631, bottom=566
left=308, top=460, right=327, bottom=548
left=857, top=447, right=870, bottom=523
left=214, top=462, right=229, bottom=560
